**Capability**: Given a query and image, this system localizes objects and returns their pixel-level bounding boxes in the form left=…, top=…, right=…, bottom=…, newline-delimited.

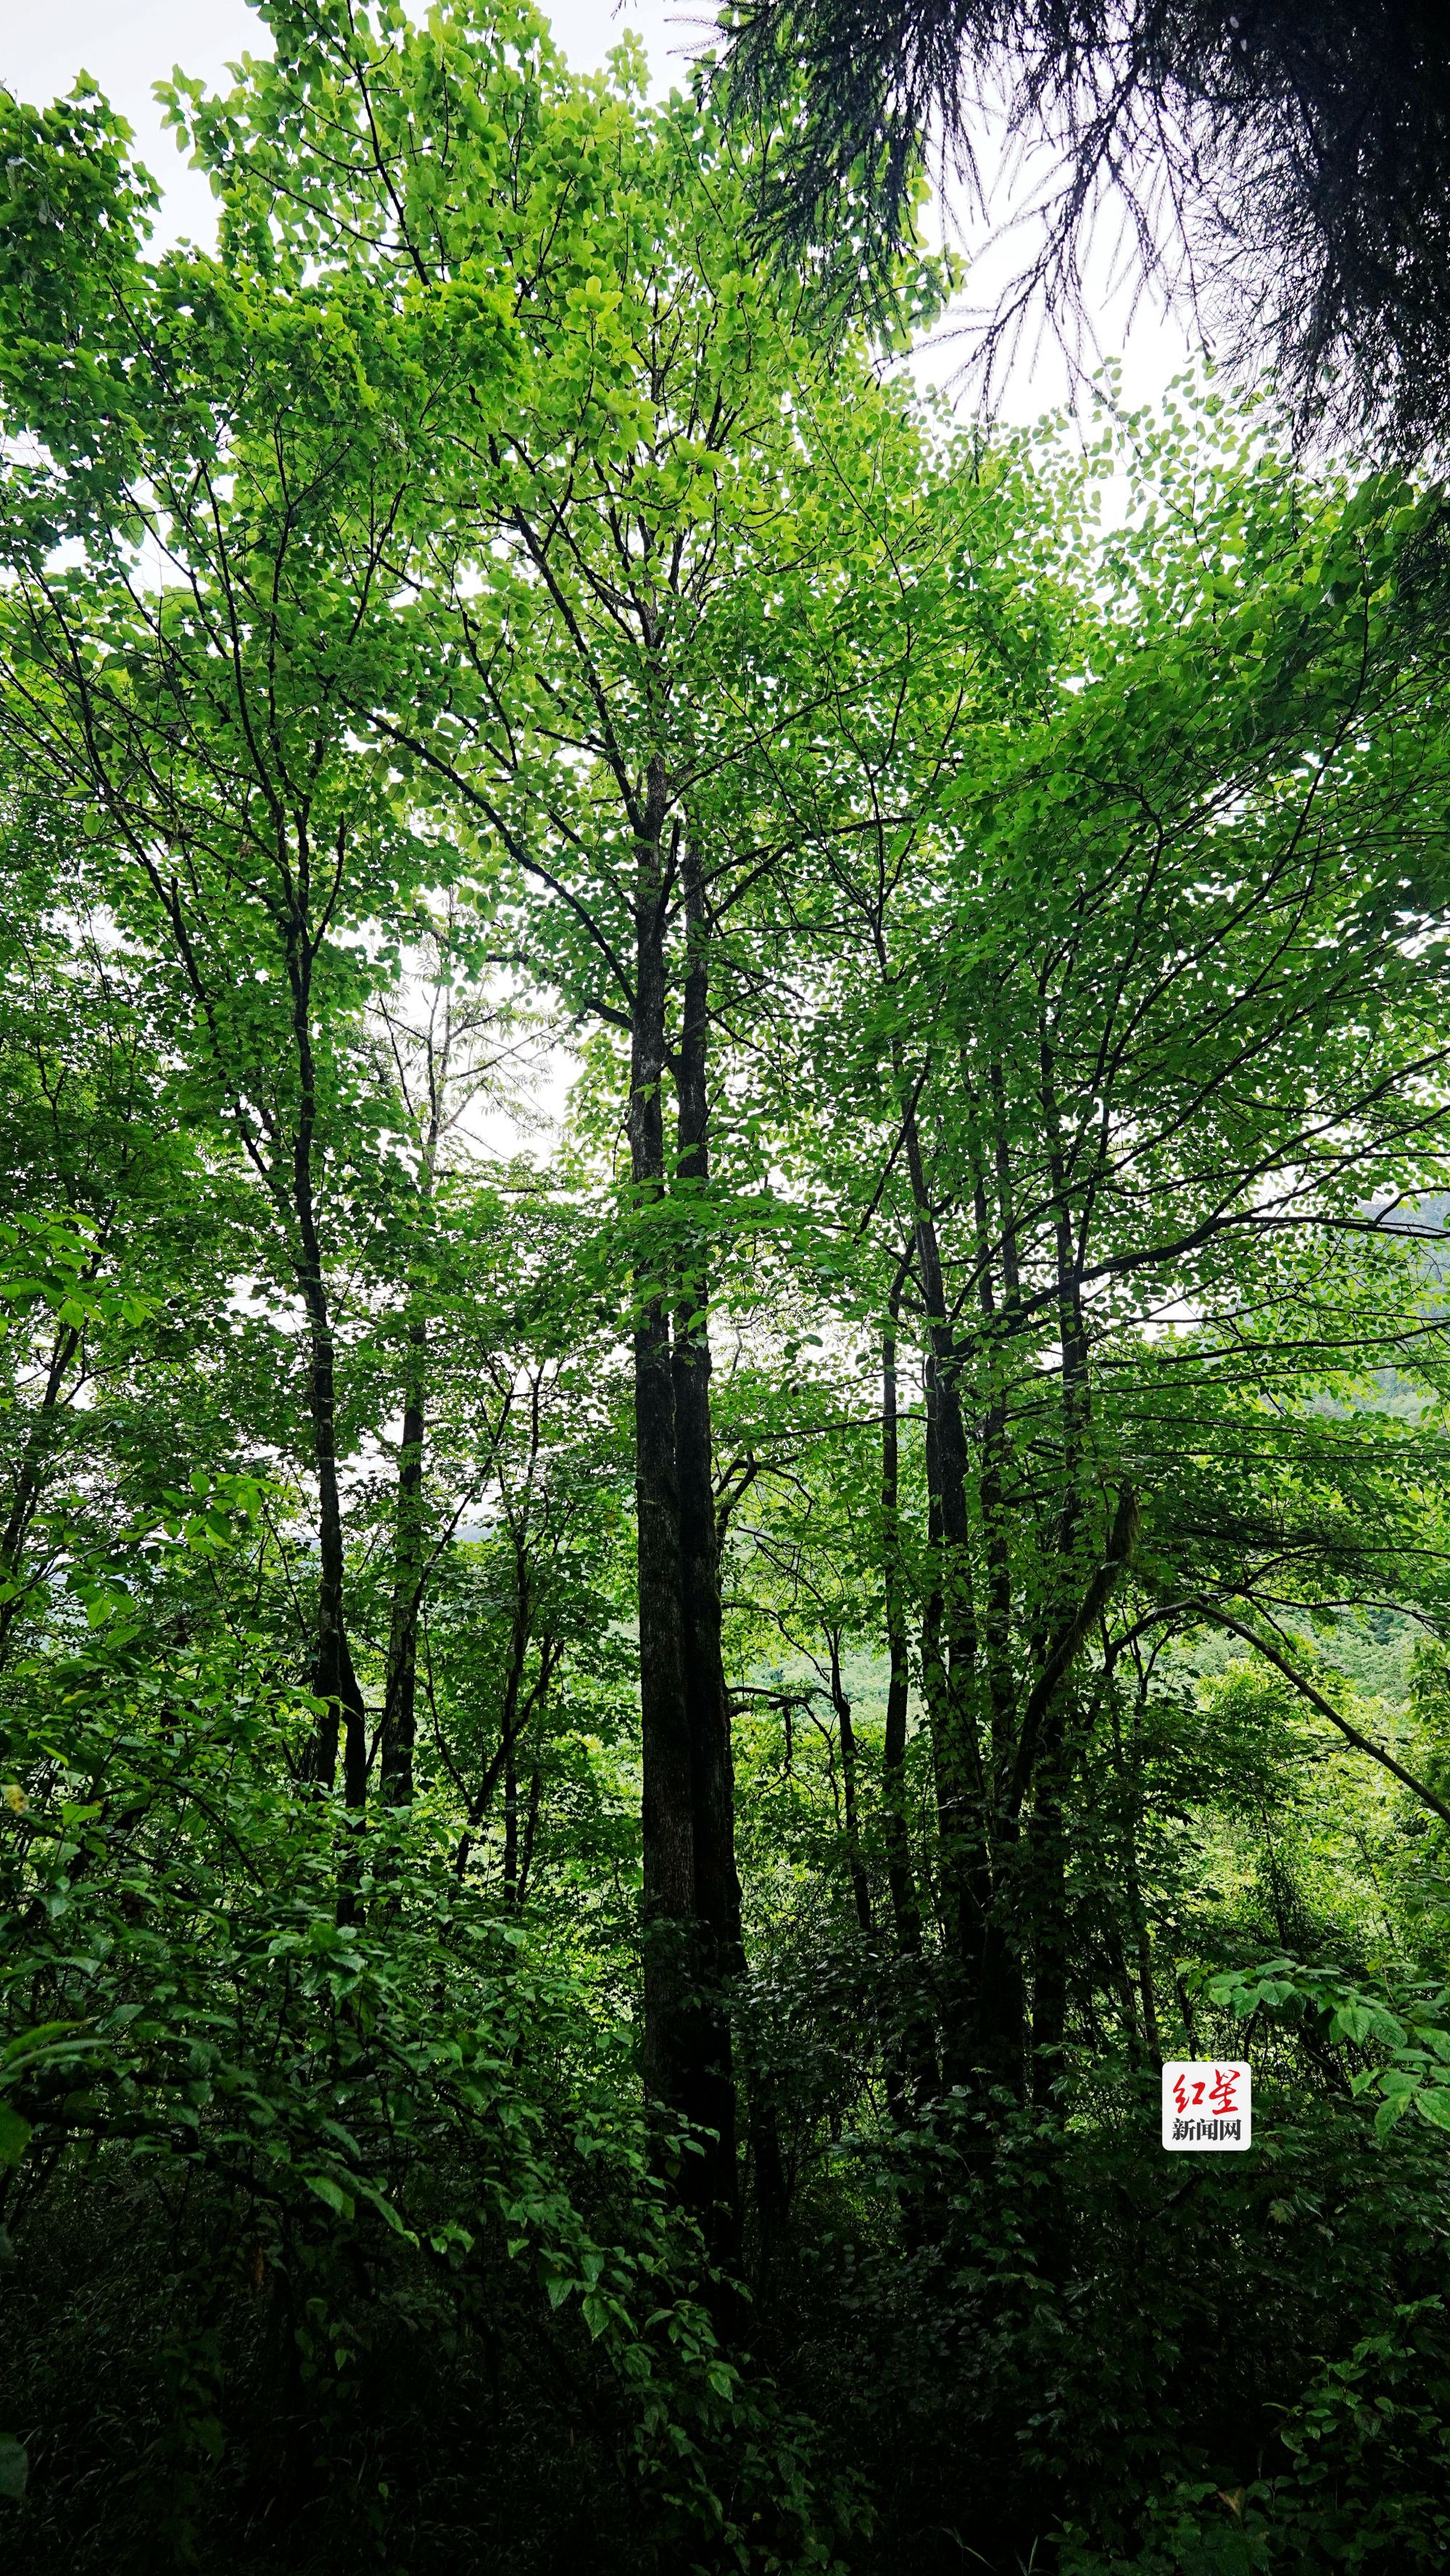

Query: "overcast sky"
left=4, top=0, right=1193, bottom=418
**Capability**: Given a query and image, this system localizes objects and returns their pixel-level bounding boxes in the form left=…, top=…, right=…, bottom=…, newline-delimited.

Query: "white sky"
left=4, top=0, right=1196, bottom=418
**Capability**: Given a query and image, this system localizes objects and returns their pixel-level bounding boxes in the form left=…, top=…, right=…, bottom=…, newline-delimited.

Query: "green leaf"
left=1329, top=2003, right=1376, bottom=2044
left=0, top=2105, right=32, bottom=2169
left=1380, top=2067, right=1420, bottom=2099
left=304, top=2172, right=354, bottom=2221
left=0, top=2435, right=27, bottom=2503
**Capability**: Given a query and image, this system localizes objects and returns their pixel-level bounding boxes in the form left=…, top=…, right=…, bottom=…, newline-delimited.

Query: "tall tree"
left=746, top=394, right=1450, bottom=2089
left=165, top=0, right=946, bottom=2251
left=0, top=68, right=519, bottom=1821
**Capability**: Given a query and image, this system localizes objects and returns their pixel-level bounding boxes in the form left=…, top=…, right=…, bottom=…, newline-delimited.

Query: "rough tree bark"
left=287, top=900, right=367, bottom=1818
left=382, top=976, right=455, bottom=1809
left=901, top=1092, right=991, bottom=2068
left=826, top=1630, right=873, bottom=1938
left=381, top=1316, right=426, bottom=1807
left=0, top=1293, right=92, bottom=1668
left=629, top=764, right=706, bottom=2198
left=670, top=838, right=742, bottom=2258
left=880, top=1292, right=937, bottom=2111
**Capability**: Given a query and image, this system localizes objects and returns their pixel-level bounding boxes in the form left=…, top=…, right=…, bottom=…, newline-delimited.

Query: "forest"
left=2, top=4, right=1450, bottom=2569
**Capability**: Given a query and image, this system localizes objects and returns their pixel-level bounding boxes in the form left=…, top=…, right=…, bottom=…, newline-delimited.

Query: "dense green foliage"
left=2, top=7, right=1450, bottom=2570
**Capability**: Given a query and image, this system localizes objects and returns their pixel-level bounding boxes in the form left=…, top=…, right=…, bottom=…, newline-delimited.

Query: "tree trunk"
left=1117, top=1689, right=1161, bottom=2068
left=502, top=1728, right=519, bottom=1903
left=0, top=1311, right=84, bottom=1668
left=975, top=1035, right=1101, bottom=2092
left=827, top=1630, right=873, bottom=1937
left=500, top=1531, right=530, bottom=1905
left=880, top=1307, right=921, bottom=1956
left=516, top=1764, right=542, bottom=1908
left=901, top=1097, right=990, bottom=2066
left=1027, top=1708, right=1069, bottom=2104
left=285, top=905, right=366, bottom=1813
left=297, top=1263, right=366, bottom=1807
left=381, top=1317, right=426, bottom=1807
left=880, top=1301, right=937, bottom=2110
left=382, top=960, right=455, bottom=1810
left=671, top=838, right=740, bottom=2261
left=629, top=767, right=702, bottom=2181
left=969, top=1144, right=1016, bottom=1795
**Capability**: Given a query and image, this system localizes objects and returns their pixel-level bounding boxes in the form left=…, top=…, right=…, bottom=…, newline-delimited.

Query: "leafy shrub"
left=0, top=1625, right=855, bottom=2572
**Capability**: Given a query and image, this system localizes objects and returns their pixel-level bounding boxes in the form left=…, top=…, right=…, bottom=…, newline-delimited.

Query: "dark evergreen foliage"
left=718, top=1, right=1450, bottom=452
